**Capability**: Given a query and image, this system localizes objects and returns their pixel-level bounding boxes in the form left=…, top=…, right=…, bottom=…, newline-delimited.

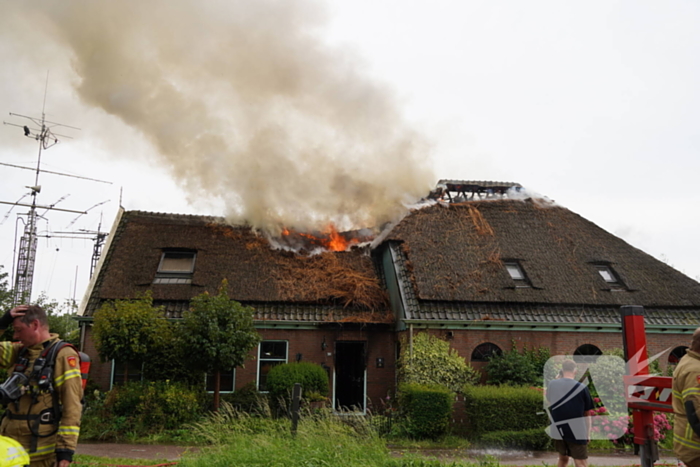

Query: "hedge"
left=398, top=383, right=454, bottom=439
left=463, top=385, right=548, bottom=438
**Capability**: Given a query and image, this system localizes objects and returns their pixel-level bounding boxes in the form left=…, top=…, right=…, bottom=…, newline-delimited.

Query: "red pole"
left=621, top=305, right=658, bottom=467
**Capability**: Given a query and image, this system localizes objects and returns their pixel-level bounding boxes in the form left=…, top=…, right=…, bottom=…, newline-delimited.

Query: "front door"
left=334, top=341, right=366, bottom=412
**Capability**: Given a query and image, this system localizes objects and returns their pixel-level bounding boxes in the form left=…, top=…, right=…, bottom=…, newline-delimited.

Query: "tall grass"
left=179, top=402, right=468, bottom=467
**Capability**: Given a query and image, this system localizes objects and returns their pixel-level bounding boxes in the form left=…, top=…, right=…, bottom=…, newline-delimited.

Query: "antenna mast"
left=3, top=76, right=82, bottom=305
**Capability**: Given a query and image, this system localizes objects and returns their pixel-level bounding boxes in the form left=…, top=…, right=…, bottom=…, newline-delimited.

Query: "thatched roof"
left=83, top=211, right=389, bottom=321
left=383, top=199, right=700, bottom=308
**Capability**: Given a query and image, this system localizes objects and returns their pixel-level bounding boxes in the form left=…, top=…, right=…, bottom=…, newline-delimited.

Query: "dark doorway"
left=334, top=341, right=366, bottom=412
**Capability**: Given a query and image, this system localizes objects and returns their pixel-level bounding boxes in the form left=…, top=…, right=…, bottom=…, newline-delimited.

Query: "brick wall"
left=82, top=322, right=688, bottom=403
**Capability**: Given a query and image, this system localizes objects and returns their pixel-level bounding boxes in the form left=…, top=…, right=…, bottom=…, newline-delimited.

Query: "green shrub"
left=479, top=427, right=551, bottom=450
left=92, top=381, right=206, bottom=437
left=266, top=362, right=329, bottom=413
left=484, top=346, right=538, bottom=386
left=463, top=385, right=548, bottom=438
left=398, top=332, right=480, bottom=392
left=220, top=382, right=270, bottom=414
left=398, top=383, right=454, bottom=439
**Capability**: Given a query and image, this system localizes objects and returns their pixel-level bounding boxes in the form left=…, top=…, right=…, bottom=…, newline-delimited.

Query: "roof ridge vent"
left=428, top=180, right=523, bottom=203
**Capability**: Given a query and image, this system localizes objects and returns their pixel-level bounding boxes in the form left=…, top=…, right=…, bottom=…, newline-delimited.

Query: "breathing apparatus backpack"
left=0, top=340, right=90, bottom=453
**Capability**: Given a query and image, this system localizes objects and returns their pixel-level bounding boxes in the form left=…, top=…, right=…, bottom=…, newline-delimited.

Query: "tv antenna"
left=2, top=75, right=109, bottom=306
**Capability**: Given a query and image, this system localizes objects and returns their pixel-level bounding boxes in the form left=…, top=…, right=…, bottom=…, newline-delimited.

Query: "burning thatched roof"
left=83, top=210, right=389, bottom=320
left=382, top=199, right=700, bottom=308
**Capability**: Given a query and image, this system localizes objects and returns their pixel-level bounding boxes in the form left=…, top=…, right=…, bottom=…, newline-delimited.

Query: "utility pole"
left=2, top=77, right=88, bottom=305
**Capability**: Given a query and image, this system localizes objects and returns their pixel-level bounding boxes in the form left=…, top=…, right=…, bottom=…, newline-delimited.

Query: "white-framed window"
left=205, top=369, right=235, bottom=393
left=154, top=250, right=196, bottom=284
left=257, top=341, right=288, bottom=392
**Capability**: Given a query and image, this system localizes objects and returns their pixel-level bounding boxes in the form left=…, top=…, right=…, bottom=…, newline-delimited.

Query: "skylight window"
left=593, top=264, right=626, bottom=290
left=597, top=267, right=616, bottom=283
left=504, top=261, right=530, bottom=287
left=154, top=250, right=196, bottom=284
left=505, top=263, right=525, bottom=281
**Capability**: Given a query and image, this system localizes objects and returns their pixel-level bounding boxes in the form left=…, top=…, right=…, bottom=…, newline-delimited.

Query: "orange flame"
left=281, top=224, right=360, bottom=252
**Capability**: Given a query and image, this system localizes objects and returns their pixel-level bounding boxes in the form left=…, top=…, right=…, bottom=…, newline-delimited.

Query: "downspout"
left=409, top=323, right=414, bottom=360
left=79, top=322, right=87, bottom=351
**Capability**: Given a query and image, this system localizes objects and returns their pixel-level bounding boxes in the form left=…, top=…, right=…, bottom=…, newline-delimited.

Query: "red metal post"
left=621, top=305, right=659, bottom=467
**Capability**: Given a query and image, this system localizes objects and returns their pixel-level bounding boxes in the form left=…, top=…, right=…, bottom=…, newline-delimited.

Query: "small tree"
left=398, top=332, right=480, bottom=393
left=93, top=292, right=169, bottom=383
left=179, top=280, right=261, bottom=410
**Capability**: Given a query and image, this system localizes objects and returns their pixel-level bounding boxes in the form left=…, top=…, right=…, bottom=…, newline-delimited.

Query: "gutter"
left=402, top=319, right=697, bottom=334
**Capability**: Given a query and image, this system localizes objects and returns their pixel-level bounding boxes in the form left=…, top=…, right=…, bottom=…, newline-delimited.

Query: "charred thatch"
left=272, top=251, right=389, bottom=311
left=85, top=210, right=391, bottom=322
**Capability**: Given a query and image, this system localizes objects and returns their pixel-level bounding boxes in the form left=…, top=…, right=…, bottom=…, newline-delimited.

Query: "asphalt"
left=75, top=443, right=681, bottom=466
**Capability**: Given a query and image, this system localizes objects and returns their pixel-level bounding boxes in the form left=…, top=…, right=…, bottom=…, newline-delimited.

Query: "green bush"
left=398, top=332, right=480, bottom=392
left=463, top=385, right=548, bottom=438
left=92, top=381, right=206, bottom=437
left=266, top=362, right=329, bottom=413
left=479, top=427, right=551, bottom=450
left=220, top=382, right=270, bottom=414
left=484, top=346, right=538, bottom=386
left=398, top=383, right=454, bottom=439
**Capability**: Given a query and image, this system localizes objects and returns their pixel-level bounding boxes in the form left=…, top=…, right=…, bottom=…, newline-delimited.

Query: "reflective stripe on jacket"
left=673, top=350, right=700, bottom=465
left=0, top=334, right=83, bottom=462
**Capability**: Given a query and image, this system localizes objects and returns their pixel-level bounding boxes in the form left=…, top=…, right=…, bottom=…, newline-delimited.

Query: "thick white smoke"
left=0, top=0, right=435, bottom=234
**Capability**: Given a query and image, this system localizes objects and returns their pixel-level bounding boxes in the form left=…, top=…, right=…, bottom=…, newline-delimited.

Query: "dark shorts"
left=554, top=439, right=588, bottom=460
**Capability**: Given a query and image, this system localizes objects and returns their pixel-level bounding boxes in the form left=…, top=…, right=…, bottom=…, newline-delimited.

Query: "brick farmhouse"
left=77, top=181, right=700, bottom=412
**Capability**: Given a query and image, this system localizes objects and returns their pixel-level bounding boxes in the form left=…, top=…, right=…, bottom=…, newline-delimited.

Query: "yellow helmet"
left=0, top=436, right=29, bottom=467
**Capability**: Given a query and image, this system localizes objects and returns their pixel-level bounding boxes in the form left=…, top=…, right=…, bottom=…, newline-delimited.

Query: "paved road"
left=390, top=447, right=679, bottom=466
left=76, top=443, right=198, bottom=461
left=76, top=443, right=680, bottom=466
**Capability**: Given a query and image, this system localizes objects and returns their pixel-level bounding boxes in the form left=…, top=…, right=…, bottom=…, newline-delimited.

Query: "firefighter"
left=673, top=327, right=700, bottom=467
left=0, top=305, right=83, bottom=467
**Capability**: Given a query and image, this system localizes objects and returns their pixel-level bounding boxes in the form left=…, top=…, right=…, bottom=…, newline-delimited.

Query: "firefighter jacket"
left=0, top=334, right=83, bottom=464
left=673, top=349, right=700, bottom=466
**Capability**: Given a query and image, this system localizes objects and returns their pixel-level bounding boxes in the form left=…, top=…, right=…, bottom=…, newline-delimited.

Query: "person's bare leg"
left=558, top=454, right=570, bottom=467
left=573, top=457, right=588, bottom=467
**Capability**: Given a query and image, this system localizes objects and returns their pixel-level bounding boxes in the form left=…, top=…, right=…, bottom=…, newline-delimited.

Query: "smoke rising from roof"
left=1, top=0, right=434, bottom=234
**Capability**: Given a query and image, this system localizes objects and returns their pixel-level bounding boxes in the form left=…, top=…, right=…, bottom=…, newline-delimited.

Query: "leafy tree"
left=398, top=332, right=480, bottom=393
left=0, top=266, right=12, bottom=312
left=92, top=292, right=170, bottom=383
left=34, top=294, right=80, bottom=346
left=178, top=280, right=261, bottom=410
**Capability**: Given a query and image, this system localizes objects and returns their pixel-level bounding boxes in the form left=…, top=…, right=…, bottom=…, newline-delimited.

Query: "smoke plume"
left=0, top=0, right=435, bottom=234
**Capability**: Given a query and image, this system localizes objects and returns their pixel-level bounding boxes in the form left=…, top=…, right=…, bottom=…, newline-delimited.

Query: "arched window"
left=471, top=343, right=502, bottom=362
left=669, top=346, right=688, bottom=365
left=573, top=344, right=602, bottom=363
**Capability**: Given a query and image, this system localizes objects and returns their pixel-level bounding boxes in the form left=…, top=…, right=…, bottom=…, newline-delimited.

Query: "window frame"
left=257, top=340, right=288, bottom=392
left=205, top=369, right=236, bottom=394
left=471, top=342, right=502, bottom=362
left=110, top=359, right=144, bottom=389
left=153, top=250, right=197, bottom=284
left=592, top=263, right=626, bottom=290
left=503, top=260, right=531, bottom=288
